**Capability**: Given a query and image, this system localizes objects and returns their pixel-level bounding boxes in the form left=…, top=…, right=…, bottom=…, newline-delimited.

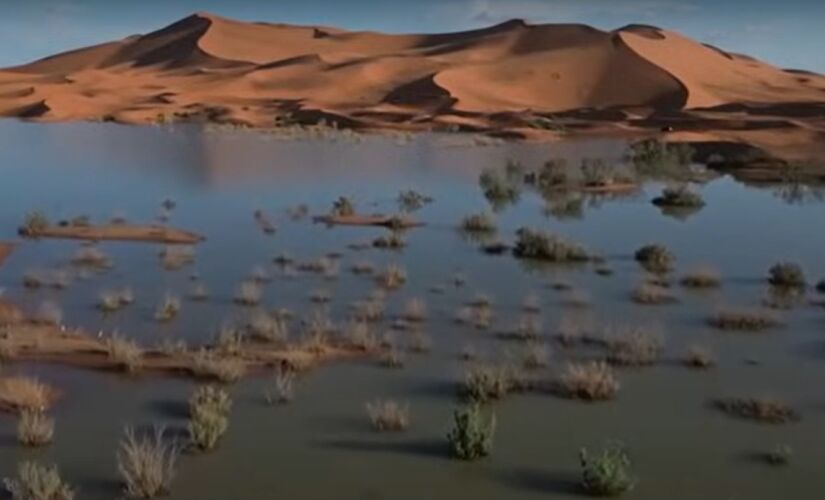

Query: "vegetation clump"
left=190, top=349, right=246, bottom=383
left=460, top=364, right=515, bottom=403
left=713, top=397, right=800, bottom=424
left=683, top=345, right=716, bottom=369
left=3, top=461, right=74, bottom=500
left=446, top=403, right=496, bottom=461
left=365, top=400, right=410, bottom=431
left=680, top=268, right=721, bottom=289
left=556, top=362, right=620, bottom=401
left=188, top=386, right=231, bottom=451
left=105, top=334, right=143, bottom=373
left=460, top=212, right=497, bottom=234
left=605, top=327, right=664, bottom=366
left=479, top=167, right=521, bottom=210
left=767, top=262, right=806, bottom=288
left=331, top=196, right=355, bottom=217
left=21, top=211, right=50, bottom=234
left=396, top=190, right=432, bottom=212
left=766, top=445, right=793, bottom=466
left=634, top=244, right=674, bottom=274
left=708, top=308, right=780, bottom=331
left=630, top=283, right=677, bottom=305
left=265, top=368, right=295, bottom=405
left=652, top=185, right=705, bottom=208
left=16, top=411, right=55, bottom=447
left=513, top=228, right=590, bottom=262
left=117, top=426, right=178, bottom=499
left=630, top=139, right=694, bottom=177
left=234, top=281, right=263, bottom=306
left=0, top=377, right=57, bottom=412
left=579, top=442, right=636, bottom=496
left=154, top=294, right=180, bottom=322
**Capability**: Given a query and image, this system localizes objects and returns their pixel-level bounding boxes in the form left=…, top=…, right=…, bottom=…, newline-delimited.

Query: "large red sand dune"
left=0, top=12, right=823, bottom=164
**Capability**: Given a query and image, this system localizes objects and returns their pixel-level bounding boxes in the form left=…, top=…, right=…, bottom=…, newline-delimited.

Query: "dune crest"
left=0, top=11, right=823, bottom=160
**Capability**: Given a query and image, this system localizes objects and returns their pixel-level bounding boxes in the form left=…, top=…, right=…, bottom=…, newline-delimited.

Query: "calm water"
left=0, top=121, right=823, bottom=499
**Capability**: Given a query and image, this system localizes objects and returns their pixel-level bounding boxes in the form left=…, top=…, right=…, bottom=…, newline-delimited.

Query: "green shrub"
left=513, top=228, right=590, bottom=262
left=630, top=139, right=694, bottom=177
left=767, top=262, right=806, bottom=288
left=3, top=461, right=74, bottom=500
left=446, top=404, right=496, bottom=461
left=460, top=364, right=513, bottom=403
left=579, top=442, right=636, bottom=496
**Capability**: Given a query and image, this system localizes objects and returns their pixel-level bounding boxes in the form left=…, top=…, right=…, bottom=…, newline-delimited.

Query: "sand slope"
left=0, top=12, right=823, bottom=152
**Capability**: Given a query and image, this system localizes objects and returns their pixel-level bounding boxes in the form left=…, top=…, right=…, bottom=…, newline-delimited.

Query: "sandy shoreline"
left=19, top=224, right=204, bottom=244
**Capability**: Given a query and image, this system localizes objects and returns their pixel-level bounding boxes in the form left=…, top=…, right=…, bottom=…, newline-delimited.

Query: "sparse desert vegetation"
left=16, top=410, right=55, bottom=447
left=579, top=442, right=636, bottom=496
left=555, top=362, right=620, bottom=401
left=3, top=461, right=74, bottom=500
left=708, top=308, right=781, bottom=331
left=189, top=386, right=231, bottom=451
left=513, top=227, right=590, bottom=262
left=365, top=399, right=410, bottom=431
left=117, top=426, right=178, bottom=498
left=713, top=397, right=800, bottom=424
left=154, top=293, right=181, bottom=322
left=634, top=244, right=674, bottom=274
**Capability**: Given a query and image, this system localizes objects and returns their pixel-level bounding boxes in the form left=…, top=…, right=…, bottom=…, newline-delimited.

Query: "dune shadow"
left=496, top=467, right=585, bottom=496
left=315, top=437, right=448, bottom=461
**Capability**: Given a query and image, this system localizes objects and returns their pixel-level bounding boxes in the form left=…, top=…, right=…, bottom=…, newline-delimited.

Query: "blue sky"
left=1, top=0, right=823, bottom=72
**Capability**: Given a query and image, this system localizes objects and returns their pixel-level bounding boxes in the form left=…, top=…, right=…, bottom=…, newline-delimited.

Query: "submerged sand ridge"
left=0, top=12, right=823, bottom=166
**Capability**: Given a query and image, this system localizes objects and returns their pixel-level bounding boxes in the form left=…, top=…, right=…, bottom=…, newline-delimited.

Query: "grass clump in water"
left=555, top=362, right=620, bottom=401
left=21, top=211, right=50, bottom=234
left=479, top=168, right=520, bottom=211
left=579, top=442, right=636, bottom=496
left=713, top=397, right=800, bottom=424
left=105, top=334, right=143, bottom=373
left=767, top=262, right=806, bottom=288
left=190, top=349, right=246, bottom=383
left=376, top=264, right=407, bottom=290
left=460, top=364, right=515, bottom=403
left=401, top=298, right=427, bottom=322
left=459, top=212, right=497, bottom=233
left=708, top=308, right=780, bottom=331
left=331, top=196, right=355, bottom=216
left=0, top=377, right=57, bottom=412
left=117, top=426, right=178, bottom=499
left=234, top=281, right=263, bottom=306
left=154, top=294, right=180, bottom=322
left=513, top=228, right=590, bottom=262
left=634, top=244, right=674, bottom=274
left=365, top=400, right=410, bottom=432
left=16, top=411, right=54, bottom=447
left=605, top=326, right=664, bottom=366
left=447, top=403, right=496, bottom=461
left=188, top=386, right=231, bottom=451
left=680, top=267, right=721, bottom=289
left=3, top=461, right=74, bottom=500
left=683, top=345, right=716, bottom=369
left=630, top=283, right=677, bottom=305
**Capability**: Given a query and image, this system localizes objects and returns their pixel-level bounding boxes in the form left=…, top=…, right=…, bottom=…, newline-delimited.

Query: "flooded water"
left=0, top=121, right=824, bottom=499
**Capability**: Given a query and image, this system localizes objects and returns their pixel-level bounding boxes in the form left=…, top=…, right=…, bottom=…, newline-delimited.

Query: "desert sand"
left=0, top=12, right=823, bottom=170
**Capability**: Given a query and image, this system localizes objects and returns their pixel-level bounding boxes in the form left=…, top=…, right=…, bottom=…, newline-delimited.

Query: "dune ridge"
left=0, top=12, right=823, bottom=164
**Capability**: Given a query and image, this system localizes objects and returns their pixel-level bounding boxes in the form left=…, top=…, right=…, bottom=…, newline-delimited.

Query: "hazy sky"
left=0, top=0, right=823, bottom=72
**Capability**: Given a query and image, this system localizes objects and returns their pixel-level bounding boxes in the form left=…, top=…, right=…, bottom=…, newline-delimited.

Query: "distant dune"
left=1, top=12, right=824, bottom=166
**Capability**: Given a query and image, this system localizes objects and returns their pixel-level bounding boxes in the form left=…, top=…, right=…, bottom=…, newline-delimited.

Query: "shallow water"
left=0, top=121, right=824, bottom=499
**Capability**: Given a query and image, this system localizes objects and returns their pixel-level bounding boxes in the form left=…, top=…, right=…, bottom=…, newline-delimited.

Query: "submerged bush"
left=189, top=386, right=231, bottom=451
left=16, top=411, right=54, bottom=447
left=153, top=294, right=180, bottom=322
left=460, top=364, right=514, bottom=403
left=556, top=362, right=620, bottom=401
left=22, top=211, right=50, bottom=234
left=579, top=442, right=636, bottom=496
left=105, top=334, right=143, bottom=373
left=460, top=212, right=497, bottom=233
left=3, top=461, right=74, bottom=500
left=634, top=244, right=674, bottom=274
left=652, top=185, right=705, bottom=208
left=0, top=377, right=56, bottom=412
left=708, top=308, right=780, bottom=331
left=331, top=196, right=355, bottom=216
left=605, top=327, right=664, bottom=366
left=683, top=345, right=716, bottom=369
left=365, top=399, right=410, bottom=432
left=713, top=397, right=800, bottom=424
left=630, top=283, right=677, bottom=305
left=479, top=168, right=521, bottom=210
left=513, top=228, right=590, bottom=262
left=234, top=281, right=263, bottom=306
left=117, top=427, right=178, bottom=499
left=446, top=403, right=496, bottom=461
left=190, top=349, right=246, bottom=383
left=265, top=367, right=295, bottom=405
left=630, top=139, right=694, bottom=177
left=680, top=267, right=721, bottom=289
left=767, top=262, right=806, bottom=288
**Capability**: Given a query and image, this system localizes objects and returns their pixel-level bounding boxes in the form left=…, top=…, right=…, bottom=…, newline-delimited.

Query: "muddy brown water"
left=0, top=122, right=823, bottom=499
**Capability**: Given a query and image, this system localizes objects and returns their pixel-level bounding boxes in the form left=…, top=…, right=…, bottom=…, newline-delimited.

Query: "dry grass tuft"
left=16, top=410, right=55, bottom=447
left=0, top=377, right=57, bottom=412
left=713, top=397, right=800, bottom=424
left=366, top=400, right=410, bottom=431
left=708, top=308, right=781, bottom=331
left=555, top=362, right=619, bottom=401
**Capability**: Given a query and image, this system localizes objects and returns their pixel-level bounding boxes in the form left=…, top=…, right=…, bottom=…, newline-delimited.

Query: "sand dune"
left=0, top=12, right=823, bottom=163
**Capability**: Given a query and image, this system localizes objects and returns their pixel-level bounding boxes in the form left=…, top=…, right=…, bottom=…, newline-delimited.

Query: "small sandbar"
left=18, top=224, right=204, bottom=244
left=313, top=214, right=423, bottom=228
left=0, top=242, right=14, bottom=267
